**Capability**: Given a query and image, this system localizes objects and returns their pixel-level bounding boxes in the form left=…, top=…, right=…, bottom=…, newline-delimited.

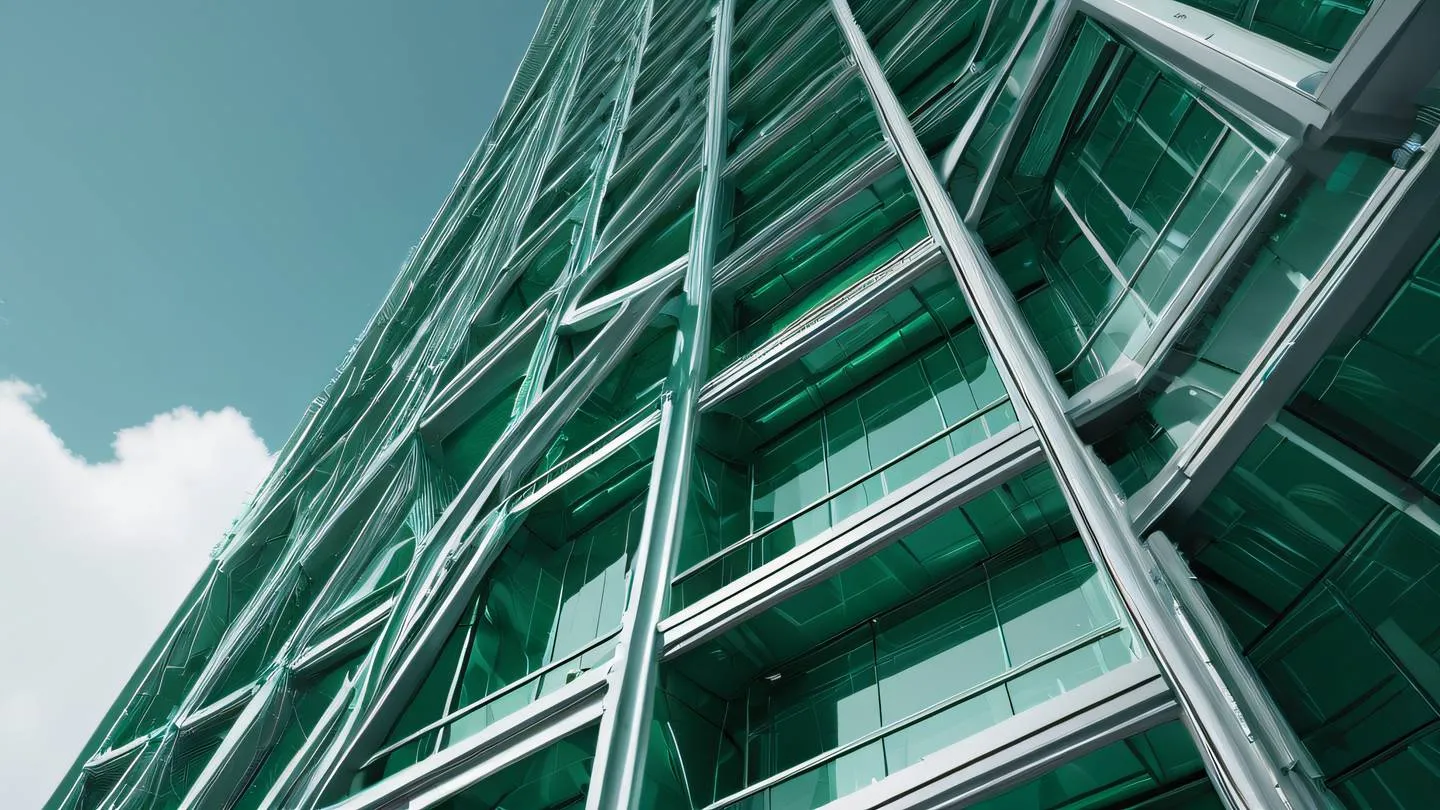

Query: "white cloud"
left=0, top=380, right=273, bottom=809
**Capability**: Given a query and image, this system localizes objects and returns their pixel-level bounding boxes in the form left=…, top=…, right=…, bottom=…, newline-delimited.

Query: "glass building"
left=47, top=0, right=1440, bottom=808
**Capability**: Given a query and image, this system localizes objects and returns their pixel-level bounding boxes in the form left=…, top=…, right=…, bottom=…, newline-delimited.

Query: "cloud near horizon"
left=0, top=380, right=274, bottom=808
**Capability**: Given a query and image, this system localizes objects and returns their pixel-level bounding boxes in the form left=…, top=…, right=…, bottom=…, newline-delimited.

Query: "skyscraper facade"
left=49, top=0, right=1440, bottom=807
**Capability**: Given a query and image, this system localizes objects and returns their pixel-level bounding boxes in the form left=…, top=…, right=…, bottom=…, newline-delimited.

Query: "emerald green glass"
left=725, top=78, right=888, bottom=252
left=75, top=746, right=144, bottom=810
left=1177, top=0, right=1372, bottom=61
left=656, top=532, right=1134, bottom=809
left=143, top=713, right=241, bottom=810
left=1335, top=727, right=1440, bottom=810
left=711, top=168, right=922, bottom=370
left=105, top=523, right=292, bottom=747
left=947, top=0, right=1056, bottom=206
left=980, top=18, right=1270, bottom=395
left=860, top=0, right=1035, bottom=125
left=729, top=3, right=845, bottom=155
left=967, top=721, right=1220, bottom=809
left=1291, top=235, right=1440, bottom=501
left=355, top=439, right=651, bottom=789
left=232, top=651, right=364, bottom=810
left=534, top=323, right=674, bottom=472
left=321, top=522, right=417, bottom=632
left=1099, top=142, right=1393, bottom=496
left=1187, top=416, right=1440, bottom=789
left=441, top=379, right=524, bottom=484
left=432, top=726, right=597, bottom=810
left=676, top=271, right=1020, bottom=608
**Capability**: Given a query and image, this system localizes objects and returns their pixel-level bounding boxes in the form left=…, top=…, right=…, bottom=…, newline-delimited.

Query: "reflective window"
left=1176, top=0, right=1373, bottom=61
left=1098, top=142, right=1393, bottom=495
left=980, top=19, right=1270, bottom=395
left=968, top=721, right=1219, bottom=810
left=1187, top=426, right=1440, bottom=790
left=1180, top=233, right=1440, bottom=800
left=676, top=269, right=1018, bottom=608
left=354, top=434, right=653, bottom=788
left=711, top=167, right=922, bottom=370
left=533, top=323, right=674, bottom=476
left=652, top=528, right=1134, bottom=809
left=433, top=725, right=596, bottom=810
left=231, top=650, right=364, bottom=810
left=1291, top=236, right=1440, bottom=501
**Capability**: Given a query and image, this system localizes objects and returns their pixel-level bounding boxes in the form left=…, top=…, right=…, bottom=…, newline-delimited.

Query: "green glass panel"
left=947, top=0, right=1057, bottom=206
left=326, top=523, right=416, bottom=627
left=1335, top=726, right=1440, bottom=810
left=433, top=725, right=596, bottom=810
left=1190, top=426, right=1387, bottom=633
left=1292, top=235, right=1440, bottom=500
left=108, top=525, right=292, bottom=746
left=967, top=721, right=1218, bottom=810
left=441, top=379, right=524, bottom=484
left=677, top=269, right=1018, bottom=606
left=981, top=19, right=1270, bottom=396
left=1251, top=588, right=1435, bottom=774
left=661, top=529, right=1133, bottom=809
left=1100, top=142, right=1392, bottom=496
left=711, top=170, right=923, bottom=370
left=992, top=541, right=1120, bottom=664
left=357, top=614, right=469, bottom=787
left=729, top=3, right=846, bottom=152
left=232, top=651, right=363, bottom=810
left=534, top=324, right=674, bottom=473
left=725, top=78, right=888, bottom=250
left=75, top=748, right=143, bottom=810
left=1185, top=396, right=1440, bottom=792
left=142, top=713, right=241, bottom=810
left=1177, top=0, right=1373, bottom=61
left=433, top=444, right=652, bottom=747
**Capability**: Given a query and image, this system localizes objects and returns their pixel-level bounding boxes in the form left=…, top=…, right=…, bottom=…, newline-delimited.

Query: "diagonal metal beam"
left=827, top=1, right=1328, bottom=807
left=584, top=1, right=735, bottom=808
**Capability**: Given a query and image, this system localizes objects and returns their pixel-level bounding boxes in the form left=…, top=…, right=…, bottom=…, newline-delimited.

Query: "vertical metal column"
left=584, top=1, right=734, bottom=808
left=827, top=1, right=1322, bottom=808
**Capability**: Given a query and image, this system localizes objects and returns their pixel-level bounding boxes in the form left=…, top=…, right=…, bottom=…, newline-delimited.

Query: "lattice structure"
left=49, top=0, right=1440, bottom=808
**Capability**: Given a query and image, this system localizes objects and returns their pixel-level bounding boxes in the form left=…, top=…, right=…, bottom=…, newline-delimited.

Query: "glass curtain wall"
left=1175, top=234, right=1440, bottom=806
left=353, top=435, right=655, bottom=788
left=980, top=18, right=1272, bottom=396
left=1095, top=139, right=1394, bottom=495
left=648, top=468, right=1142, bottom=809
left=677, top=268, right=1017, bottom=608
left=969, top=720, right=1221, bottom=810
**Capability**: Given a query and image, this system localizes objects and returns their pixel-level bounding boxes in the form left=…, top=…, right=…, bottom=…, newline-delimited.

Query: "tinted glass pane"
left=978, top=19, right=1268, bottom=395
left=1099, top=143, right=1392, bottom=495
left=658, top=529, right=1135, bottom=809
left=967, top=721, right=1218, bottom=810
left=1178, top=0, right=1372, bottom=60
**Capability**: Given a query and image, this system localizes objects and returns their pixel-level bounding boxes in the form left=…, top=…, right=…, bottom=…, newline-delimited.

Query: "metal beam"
left=584, top=1, right=734, bottom=808
left=1146, top=533, right=1332, bottom=800
left=1131, top=129, right=1440, bottom=529
left=660, top=425, right=1043, bottom=659
left=827, top=660, right=1178, bottom=810
left=828, top=1, right=1314, bottom=807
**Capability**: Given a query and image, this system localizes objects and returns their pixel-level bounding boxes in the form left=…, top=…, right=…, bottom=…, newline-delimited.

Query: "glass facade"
left=48, top=0, right=1439, bottom=809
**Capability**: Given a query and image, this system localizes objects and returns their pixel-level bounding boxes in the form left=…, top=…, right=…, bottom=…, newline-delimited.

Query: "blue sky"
left=0, top=2, right=544, bottom=805
left=0, top=0, right=543, bottom=459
